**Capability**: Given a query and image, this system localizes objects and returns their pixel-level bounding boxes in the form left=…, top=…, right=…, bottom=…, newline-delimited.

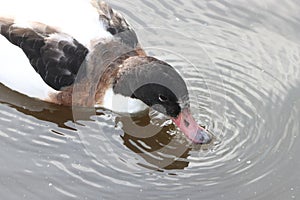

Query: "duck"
left=0, top=0, right=211, bottom=144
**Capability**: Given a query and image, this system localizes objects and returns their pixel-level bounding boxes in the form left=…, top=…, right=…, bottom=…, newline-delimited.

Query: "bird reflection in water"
left=0, top=83, right=207, bottom=170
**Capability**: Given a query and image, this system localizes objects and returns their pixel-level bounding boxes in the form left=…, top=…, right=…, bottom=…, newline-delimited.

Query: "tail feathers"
left=91, top=0, right=139, bottom=48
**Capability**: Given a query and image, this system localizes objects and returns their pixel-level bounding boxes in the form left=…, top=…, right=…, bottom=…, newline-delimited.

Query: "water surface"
left=0, top=0, right=300, bottom=199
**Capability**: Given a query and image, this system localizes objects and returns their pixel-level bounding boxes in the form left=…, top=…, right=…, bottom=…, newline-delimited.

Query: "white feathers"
left=0, top=35, right=59, bottom=99
left=0, top=0, right=114, bottom=100
left=99, top=88, right=148, bottom=114
left=0, top=0, right=112, bottom=47
left=47, top=33, right=77, bottom=46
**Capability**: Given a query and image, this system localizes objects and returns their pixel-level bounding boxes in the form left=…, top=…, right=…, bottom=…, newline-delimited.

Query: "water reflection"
left=1, top=0, right=300, bottom=199
left=117, top=114, right=191, bottom=170
left=1, top=83, right=76, bottom=130
left=1, top=83, right=198, bottom=170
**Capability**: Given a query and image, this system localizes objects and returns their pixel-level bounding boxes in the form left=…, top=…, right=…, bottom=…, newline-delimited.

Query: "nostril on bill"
left=184, top=119, right=190, bottom=127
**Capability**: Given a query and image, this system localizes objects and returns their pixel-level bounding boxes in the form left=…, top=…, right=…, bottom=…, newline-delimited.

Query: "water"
left=0, top=0, right=300, bottom=199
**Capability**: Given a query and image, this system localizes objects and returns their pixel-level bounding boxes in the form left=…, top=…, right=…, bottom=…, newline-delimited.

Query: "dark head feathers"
left=113, top=56, right=189, bottom=117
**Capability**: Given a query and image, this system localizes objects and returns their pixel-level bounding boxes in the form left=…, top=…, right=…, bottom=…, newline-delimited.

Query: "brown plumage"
left=0, top=1, right=212, bottom=144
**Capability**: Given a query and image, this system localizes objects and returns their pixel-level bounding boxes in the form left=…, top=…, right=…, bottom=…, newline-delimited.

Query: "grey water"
left=0, top=0, right=300, bottom=199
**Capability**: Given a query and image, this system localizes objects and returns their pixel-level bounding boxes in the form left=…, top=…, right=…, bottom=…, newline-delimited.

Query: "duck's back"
left=0, top=0, right=110, bottom=46
left=0, top=0, right=138, bottom=102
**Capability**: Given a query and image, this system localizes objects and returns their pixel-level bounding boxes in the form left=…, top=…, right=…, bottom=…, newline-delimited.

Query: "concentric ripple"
left=0, top=0, right=300, bottom=199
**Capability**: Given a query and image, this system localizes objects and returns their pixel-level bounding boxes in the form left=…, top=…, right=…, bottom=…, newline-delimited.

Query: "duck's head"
left=109, top=55, right=211, bottom=144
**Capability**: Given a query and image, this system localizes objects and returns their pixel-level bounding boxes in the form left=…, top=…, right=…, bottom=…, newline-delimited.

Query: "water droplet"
left=246, top=160, right=251, bottom=164
left=49, top=183, right=52, bottom=187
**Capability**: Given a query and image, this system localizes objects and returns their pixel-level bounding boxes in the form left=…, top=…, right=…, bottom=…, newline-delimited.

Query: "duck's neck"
left=51, top=41, right=146, bottom=107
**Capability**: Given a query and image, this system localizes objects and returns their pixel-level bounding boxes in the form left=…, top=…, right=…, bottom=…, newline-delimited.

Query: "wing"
left=0, top=18, right=89, bottom=90
left=92, top=1, right=139, bottom=49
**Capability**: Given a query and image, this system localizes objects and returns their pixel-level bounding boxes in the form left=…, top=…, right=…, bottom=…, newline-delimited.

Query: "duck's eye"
left=159, top=94, right=168, bottom=102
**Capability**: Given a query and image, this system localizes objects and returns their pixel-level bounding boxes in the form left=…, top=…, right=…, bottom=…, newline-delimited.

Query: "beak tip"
left=172, top=108, right=212, bottom=144
left=192, top=128, right=212, bottom=144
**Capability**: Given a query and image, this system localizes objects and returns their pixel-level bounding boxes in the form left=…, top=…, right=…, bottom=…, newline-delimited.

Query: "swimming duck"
left=0, top=0, right=211, bottom=143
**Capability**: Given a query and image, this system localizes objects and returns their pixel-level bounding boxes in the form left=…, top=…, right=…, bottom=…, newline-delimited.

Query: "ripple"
left=0, top=0, right=300, bottom=199
left=61, top=2, right=300, bottom=197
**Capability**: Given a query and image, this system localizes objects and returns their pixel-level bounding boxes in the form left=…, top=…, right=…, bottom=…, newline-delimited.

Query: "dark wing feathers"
left=0, top=19, right=88, bottom=90
left=0, top=1, right=139, bottom=90
left=93, top=1, right=139, bottom=48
